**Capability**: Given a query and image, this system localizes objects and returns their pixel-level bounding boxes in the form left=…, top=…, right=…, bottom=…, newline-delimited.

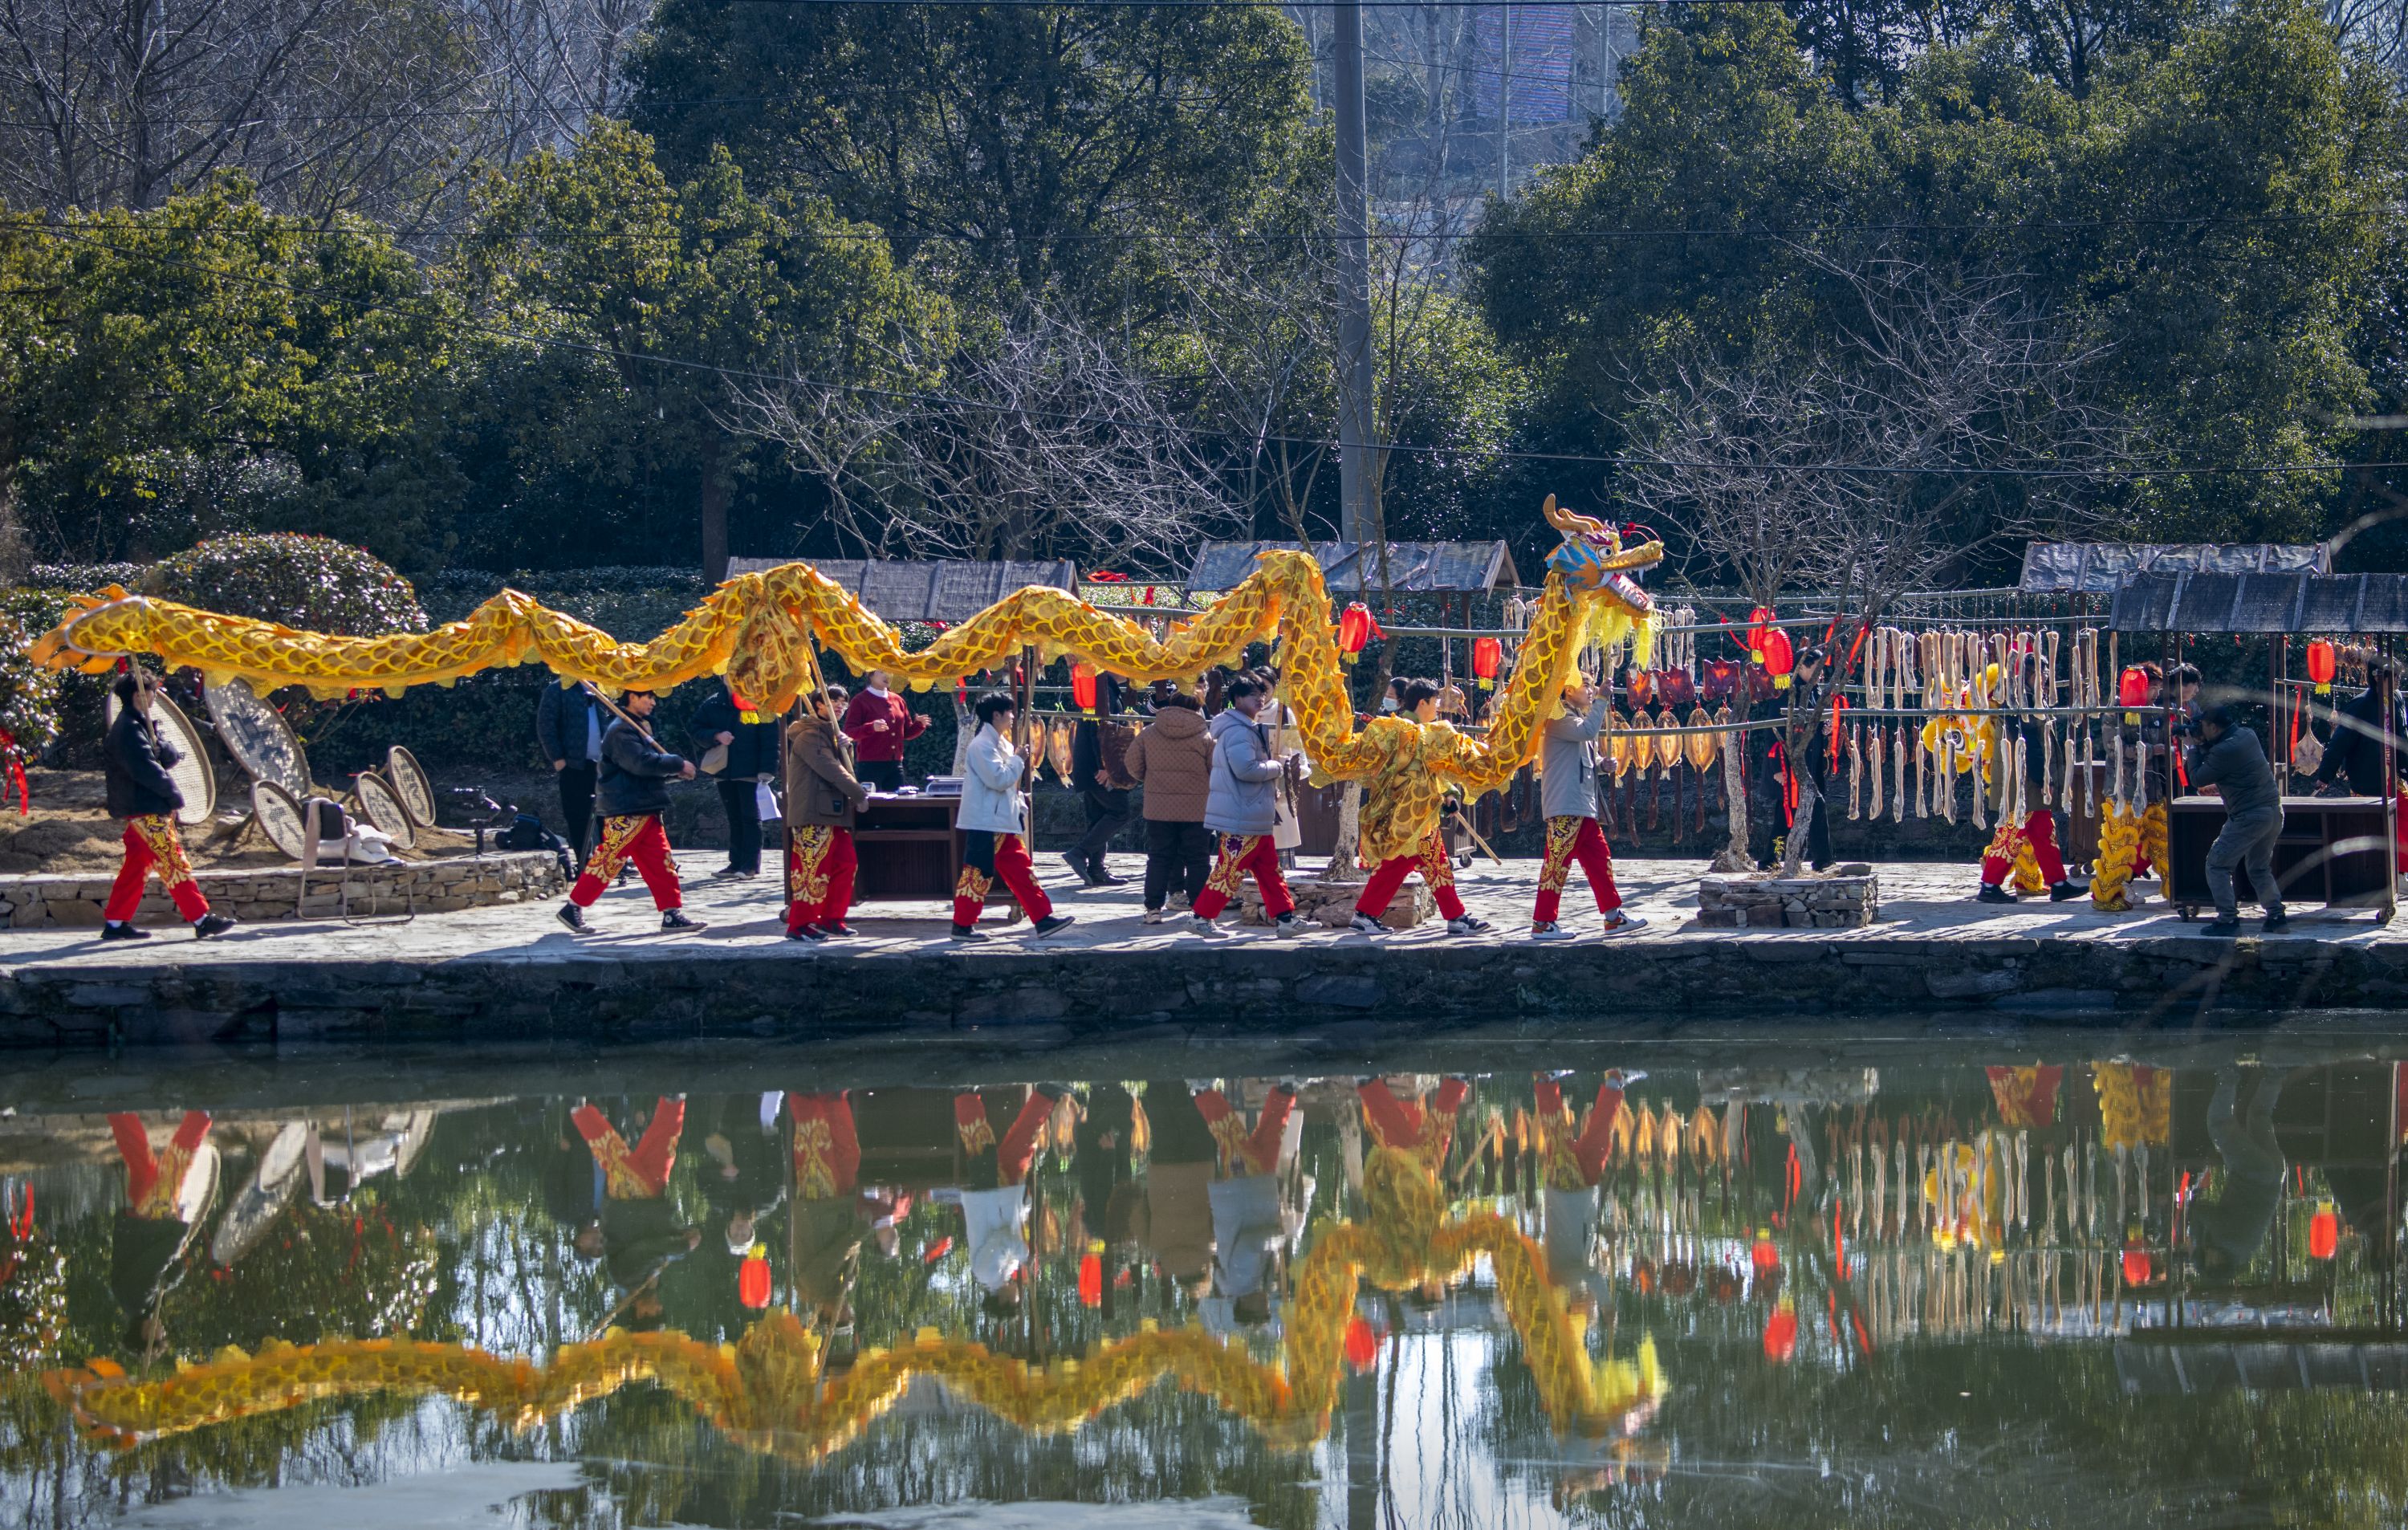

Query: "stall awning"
left=2109, top=572, right=2408, bottom=633
left=1185, top=540, right=1519, bottom=594
left=2020, top=541, right=2328, bottom=594
left=720, top=559, right=1080, bottom=622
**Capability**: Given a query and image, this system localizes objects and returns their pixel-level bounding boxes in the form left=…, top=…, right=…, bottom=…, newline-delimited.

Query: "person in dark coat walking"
left=2189, top=705, right=2288, bottom=937
left=693, top=682, right=782, bottom=879
left=101, top=670, right=234, bottom=940
left=536, top=681, right=612, bottom=864
left=1063, top=675, right=1135, bottom=887
left=558, top=690, right=703, bottom=934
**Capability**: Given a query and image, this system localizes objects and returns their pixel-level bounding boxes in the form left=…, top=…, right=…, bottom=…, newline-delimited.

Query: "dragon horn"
left=1542, top=493, right=1608, bottom=539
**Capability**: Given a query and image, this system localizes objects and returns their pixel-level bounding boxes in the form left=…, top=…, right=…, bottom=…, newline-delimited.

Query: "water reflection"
left=5, top=1044, right=2408, bottom=1528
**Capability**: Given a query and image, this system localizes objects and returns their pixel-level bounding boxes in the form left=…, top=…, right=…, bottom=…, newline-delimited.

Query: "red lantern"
left=1750, top=1230, right=1780, bottom=1278
left=1071, top=661, right=1099, bottom=716
left=1078, top=1239, right=1104, bottom=1307
left=1763, top=1297, right=1799, bottom=1362
left=2308, top=639, right=2337, bottom=696
left=738, top=1245, right=772, bottom=1309
left=2121, top=1245, right=2154, bottom=1286
left=1761, top=629, right=1796, bottom=690
left=1472, top=637, right=1503, bottom=691
left=2117, top=665, right=2150, bottom=724
left=1344, top=1315, right=1381, bottom=1372
left=1747, top=607, right=1775, bottom=663
left=1337, top=603, right=1383, bottom=665
left=2310, top=1201, right=2340, bottom=1260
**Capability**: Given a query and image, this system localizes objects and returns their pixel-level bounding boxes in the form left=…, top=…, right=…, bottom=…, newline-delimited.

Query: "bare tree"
left=726, top=306, right=1246, bottom=566
left=1620, top=250, right=2132, bottom=874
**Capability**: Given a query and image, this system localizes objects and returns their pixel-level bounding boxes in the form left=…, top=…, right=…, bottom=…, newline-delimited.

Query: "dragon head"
left=1542, top=495, right=1662, bottom=615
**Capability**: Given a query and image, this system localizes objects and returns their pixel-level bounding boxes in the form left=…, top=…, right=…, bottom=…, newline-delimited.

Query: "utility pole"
left=1332, top=0, right=1378, bottom=547
left=1498, top=1, right=1512, bottom=200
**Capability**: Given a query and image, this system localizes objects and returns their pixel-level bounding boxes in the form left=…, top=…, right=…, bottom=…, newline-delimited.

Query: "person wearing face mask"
left=1349, top=681, right=1494, bottom=938
left=1531, top=678, right=1642, bottom=938
left=841, top=670, right=929, bottom=794
left=1185, top=676, right=1307, bottom=937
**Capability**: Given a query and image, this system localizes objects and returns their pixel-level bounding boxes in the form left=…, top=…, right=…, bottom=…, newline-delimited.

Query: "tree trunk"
left=699, top=437, right=731, bottom=583
left=1713, top=723, right=1751, bottom=873
left=1323, top=780, right=1365, bottom=883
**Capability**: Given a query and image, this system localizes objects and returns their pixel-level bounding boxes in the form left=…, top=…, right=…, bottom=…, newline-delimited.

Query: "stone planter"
left=0, top=849, right=565, bottom=929
left=1697, top=864, right=1878, bottom=930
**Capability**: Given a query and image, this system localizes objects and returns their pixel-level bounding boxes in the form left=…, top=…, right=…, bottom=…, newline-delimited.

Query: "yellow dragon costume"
left=30, top=499, right=1661, bottom=865
left=44, top=1148, right=1664, bottom=1460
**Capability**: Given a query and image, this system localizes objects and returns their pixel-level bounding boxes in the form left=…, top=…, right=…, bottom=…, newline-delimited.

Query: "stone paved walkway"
left=0, top=853, right=2391, bottom=975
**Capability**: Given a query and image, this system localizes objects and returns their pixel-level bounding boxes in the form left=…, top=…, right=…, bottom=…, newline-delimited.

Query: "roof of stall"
left=1184, top=540, right=1519, bottom=594
left=2109, top=572, right=2408, bottom=633
left=2019, top=541, right=2329, bottom=594
left=720, top=558, right=1080, bottom=621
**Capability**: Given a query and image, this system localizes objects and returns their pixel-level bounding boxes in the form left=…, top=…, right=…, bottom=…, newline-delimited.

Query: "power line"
left=16, top=219, right=2406, bottom=482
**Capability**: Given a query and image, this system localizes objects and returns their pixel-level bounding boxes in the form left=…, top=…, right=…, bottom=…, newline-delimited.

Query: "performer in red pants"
left=1190, top=832, right=1296, bottom=923
left=1357, top=1076, right=1471, bottom=1169
left=1193, top=1081, right=1298, bottom=1177
left=109, top=1111, right=214, bottom=1217
left=1534, top=818, right=1633, bottom=932
left=101, top=669, right=233, bottom=940
left=1353, top=829, right=1481, bottom=933
left=1534, top=1072, right=1627, bottom=1190
left=559, top=690, right=704, bottom=934
left=954, top=1085, right=1068, bottom=1310
left=573, top=1096, right=687, bottom=1199
left=107, top=1109, right=216, bottom=1350
left=1975, top=712, right=2088, bottom=904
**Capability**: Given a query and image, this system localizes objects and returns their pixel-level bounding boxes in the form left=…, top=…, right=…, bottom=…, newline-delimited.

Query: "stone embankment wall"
left=0, top=927, right=2396, bottom=1049
left=0, top=851, right=563, bottom=928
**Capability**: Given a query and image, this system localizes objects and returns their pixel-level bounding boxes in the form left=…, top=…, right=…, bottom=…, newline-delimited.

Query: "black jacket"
left=2312, top=686, right=2404, bottom=797
left=535, top=682, right=609, bottom=767
left=692, top=687, right=782, bottom=779
left=596, top=717, right=689, bottom=817
left=2188, top=725, right=2281, bottom=817
left=105, top=707, right=185, bottom=819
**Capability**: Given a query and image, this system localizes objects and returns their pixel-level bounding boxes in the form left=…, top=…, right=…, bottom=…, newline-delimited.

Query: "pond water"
left=5, top=1033, right=2407, bottom=1529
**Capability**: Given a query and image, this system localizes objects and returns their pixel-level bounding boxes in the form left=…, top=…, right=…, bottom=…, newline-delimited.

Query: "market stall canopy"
left=2020, top=541, right=2329, bottom=594
left=1186, top=541, right=1519, bottom=594
left=2109, top=572, right=2408, bottom=633
left=720, top=558, right=1079, bottom=622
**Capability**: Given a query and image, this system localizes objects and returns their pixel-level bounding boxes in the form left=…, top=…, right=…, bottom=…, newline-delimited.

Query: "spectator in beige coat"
left=1125, top=687, right=1214, bottom=923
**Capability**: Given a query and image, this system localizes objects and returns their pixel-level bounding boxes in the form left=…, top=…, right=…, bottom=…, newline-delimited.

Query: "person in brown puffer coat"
left=1124, top=688, right=1214, bottom=922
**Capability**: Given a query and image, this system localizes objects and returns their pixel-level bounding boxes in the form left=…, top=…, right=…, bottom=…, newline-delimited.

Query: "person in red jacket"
left=840, top=672, right=929, bottom=793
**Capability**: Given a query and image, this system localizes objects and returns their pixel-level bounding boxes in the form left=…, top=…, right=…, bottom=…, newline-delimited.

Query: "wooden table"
left=2164, top=794, right=2395, bottom=922
left=845, top=794, right=1022, bottom=923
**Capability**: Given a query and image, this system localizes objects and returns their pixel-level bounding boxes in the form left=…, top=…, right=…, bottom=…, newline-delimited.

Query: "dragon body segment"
left=29, top=505, right=1660, bottom=863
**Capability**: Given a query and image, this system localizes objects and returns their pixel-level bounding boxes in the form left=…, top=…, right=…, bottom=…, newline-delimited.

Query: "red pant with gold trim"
left=1356, top=829, right=1468, bottom=921
left=1534, top=815, right=1621, bottom=924
left=1193, top=1084, right=1298, bottom=1176
left=570, top=814, right=682, bottom=911
left=954, top=1088, right=1053, bottom=1187
left=787, top=826, right=857, bottom=930
left=1357, top=1076, right=1470, bottom=1164
left=953, top=830, right=1051, bottom=927
left=572, top=1097, right=685, bottom=1198
left=1534, top=1076, right=1623, bottom=1188
left=108, top=1110, right=213, bottom=1215
left=1979, top=808, right=2066, bottom=887
left=1190, top=832, right=1293, bottom=921
left=787, top=1091, right=861, bottom=1200
left=104, top=816, right=210, bottom=923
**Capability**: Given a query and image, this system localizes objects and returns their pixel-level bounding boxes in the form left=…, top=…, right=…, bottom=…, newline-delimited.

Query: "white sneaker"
left=1271, top=913, right=1307, bottom=938
left=1445, top=916, right=1495, bottom=936
left=1597, top=911, right=1648, bottom=937
left=1186, top=915, right=1227, bottom=938
left=1530, top=921, right=1575, bottom=941
left=1142, top=909, right=1165, bottom=925
left=1349, top=913, right=1393, bottom=936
